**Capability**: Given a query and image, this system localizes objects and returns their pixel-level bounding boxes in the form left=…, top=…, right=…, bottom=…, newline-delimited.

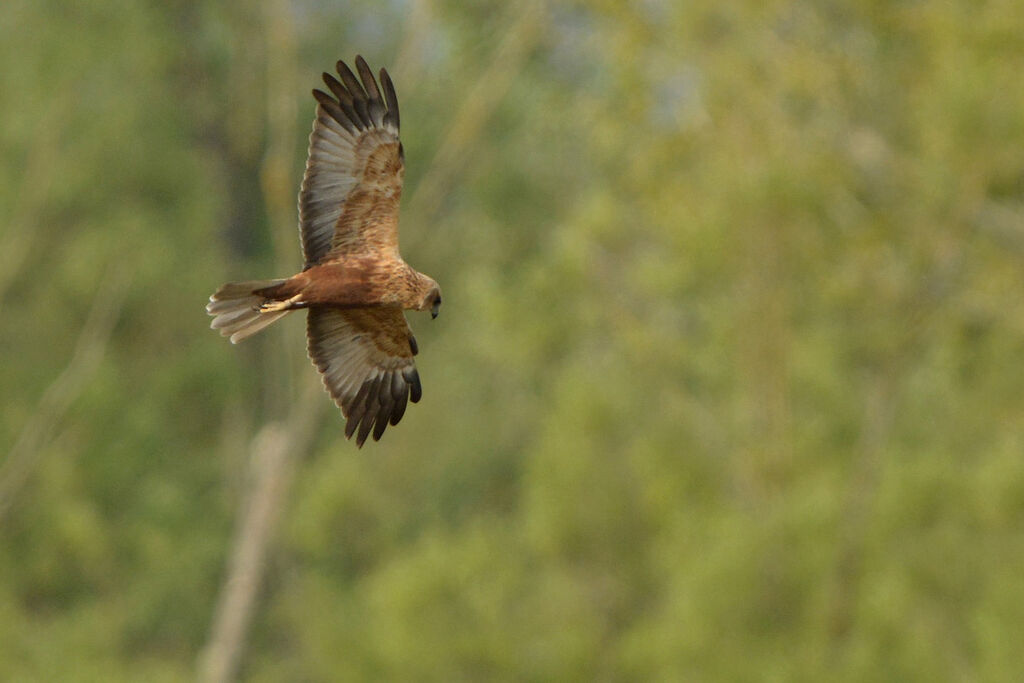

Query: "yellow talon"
left=260, top=294, right=303, bottom=313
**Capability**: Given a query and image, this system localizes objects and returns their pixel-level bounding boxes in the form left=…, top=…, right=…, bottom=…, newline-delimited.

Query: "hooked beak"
left=431, top=301, right=440, bottom=319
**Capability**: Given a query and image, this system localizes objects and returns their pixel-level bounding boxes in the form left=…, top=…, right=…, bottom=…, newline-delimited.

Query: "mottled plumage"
left=207, top=56, right=441, bottom=446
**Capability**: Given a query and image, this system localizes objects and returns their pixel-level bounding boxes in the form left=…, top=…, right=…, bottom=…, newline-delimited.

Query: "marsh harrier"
left=207, top=57, right=441, bottom=447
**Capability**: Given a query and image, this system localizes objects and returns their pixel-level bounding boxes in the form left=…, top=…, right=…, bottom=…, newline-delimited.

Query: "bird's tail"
left=206, top=278, right=290, bottom=344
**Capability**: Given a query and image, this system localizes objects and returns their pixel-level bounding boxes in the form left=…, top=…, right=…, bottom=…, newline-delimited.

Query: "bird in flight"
left=207, top=56, right=441, bottom=447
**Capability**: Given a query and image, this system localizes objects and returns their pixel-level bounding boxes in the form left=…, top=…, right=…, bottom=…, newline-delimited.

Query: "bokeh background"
left=3, top=0, right=1024, bottom=680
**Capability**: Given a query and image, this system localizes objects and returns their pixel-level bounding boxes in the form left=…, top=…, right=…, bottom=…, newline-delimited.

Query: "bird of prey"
left=206, top=56, right=441, bottom=447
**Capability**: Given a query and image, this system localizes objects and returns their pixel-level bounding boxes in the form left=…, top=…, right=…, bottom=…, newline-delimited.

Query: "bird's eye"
left=435, top=296, right=442, bottom=306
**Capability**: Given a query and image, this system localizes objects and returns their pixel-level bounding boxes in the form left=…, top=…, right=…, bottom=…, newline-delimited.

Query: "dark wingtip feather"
left=335, top=59, right=371, bottom=128
left=344, top=413, right=359, bottom=440
left=345, top=379, right=372, bottom=414
left=313, top=86, right=359, bottom=134
left=372, top=412, right=388, bottom=441
left=388, top=372, right=408, bottom=426
left=344, top=405, right=364, bottom=440
left=312, top=88, right=333, bottom=108
left=364, top=376, right=383, bottom=412
left=354, top=377, right=383, bottom=447
left=344, top=380, right=373, bottom=440
left=322, top=72, right=349, bottom=102
left=404, top=367, right=422, bottom=403
left=356, top=414, right=375, bottom=447
left=351, top=97, right=372, bottom=128
left=378, top=372, right=395, bottom=407
left=379, top=68, right=400, bottom=130
left=355, top=56, right=381, bottom=99
left=390, top=390, right=408, bottom=425
left=336, top=59, right=366, bottom=99
left=355, top=57, right=384, bottom=128
left=390, top=372, right=406, bottom=402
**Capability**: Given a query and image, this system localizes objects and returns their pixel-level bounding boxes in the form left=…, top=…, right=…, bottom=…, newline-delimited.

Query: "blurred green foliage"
left=2, top=0, right=1024, bottom=680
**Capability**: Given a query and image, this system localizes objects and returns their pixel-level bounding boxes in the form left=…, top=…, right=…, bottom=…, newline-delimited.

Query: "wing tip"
left=403, top=367, right=422, bottom=403
left=318, top=56, right=397, bottom=133
left=379, top=67, right=400, bottom=131
left=333, top=367, right=419, bottom=447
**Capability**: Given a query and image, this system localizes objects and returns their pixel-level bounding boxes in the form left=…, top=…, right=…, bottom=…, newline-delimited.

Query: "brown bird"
left=207, top=56, right=441, bottom=447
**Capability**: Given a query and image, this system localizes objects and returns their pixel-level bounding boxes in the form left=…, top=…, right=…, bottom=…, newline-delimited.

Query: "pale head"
left=417, top=278, right=442, bottom=319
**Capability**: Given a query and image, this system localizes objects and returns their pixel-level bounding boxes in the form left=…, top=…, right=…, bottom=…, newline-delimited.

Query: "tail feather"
left=206, top=278, right=290, bottom=344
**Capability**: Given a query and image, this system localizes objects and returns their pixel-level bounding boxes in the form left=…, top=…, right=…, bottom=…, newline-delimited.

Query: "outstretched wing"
left=299, top=56, right=404, bottom=267
left=307, top=307, right=422, bottom=447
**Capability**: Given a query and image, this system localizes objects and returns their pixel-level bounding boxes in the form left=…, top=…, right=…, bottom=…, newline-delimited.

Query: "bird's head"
left=419, top=280, right=442, bottom=319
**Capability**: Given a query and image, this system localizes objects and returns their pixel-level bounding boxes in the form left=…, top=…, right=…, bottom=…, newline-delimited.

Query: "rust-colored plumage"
left=207, top=56, right=441, bottom=447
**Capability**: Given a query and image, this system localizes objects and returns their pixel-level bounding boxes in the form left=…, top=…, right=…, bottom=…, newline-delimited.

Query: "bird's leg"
left=259, top=293, right=304, bottom=313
